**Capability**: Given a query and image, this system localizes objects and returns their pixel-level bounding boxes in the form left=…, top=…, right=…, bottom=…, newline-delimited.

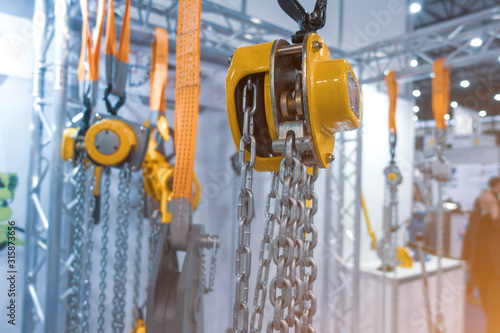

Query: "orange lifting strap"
left=105, top=0, right=131, bottom=64
left=432, top=58, right=450, bottom=130
left=172, top=0, right=203, bottom=201
left=150, top=28, right=169, bottom=115
left=385, top=70, right=398, bottom=134
left=78, top=0, right=106, bottom=83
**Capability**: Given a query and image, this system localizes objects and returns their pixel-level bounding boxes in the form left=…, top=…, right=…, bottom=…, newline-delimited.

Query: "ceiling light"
left=444, top=114, right=450, bottom=120
left=479, top=110, right=487, bottom=117
left=250, top=17, right=262, bottom=24
left=450, top=101, right=458, bottom=108
left=413, top=106, right=419, bottom=113
left=243, top=34, right=253, bottom=40
left=412, top=89, right=421, bottom=97
left=495, top=94, right=500, bottom=101
left=470, top=38, right=483, bottom=47
left=413, top=115, right=419, bottom=121
left=410, top=3, right=421, bottom=13
left=410, top=59, right=418, bottom=67
left=460, top=80, right=470, bottom=88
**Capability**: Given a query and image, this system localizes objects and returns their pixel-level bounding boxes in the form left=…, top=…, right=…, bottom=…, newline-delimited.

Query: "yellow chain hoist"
left=62, top=0, right=150, bottom=197
left=227, top=33, right=361, bottom=172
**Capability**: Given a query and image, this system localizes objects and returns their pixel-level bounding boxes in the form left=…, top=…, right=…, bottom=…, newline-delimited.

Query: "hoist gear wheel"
left=227, top=33, right=361, bottom=172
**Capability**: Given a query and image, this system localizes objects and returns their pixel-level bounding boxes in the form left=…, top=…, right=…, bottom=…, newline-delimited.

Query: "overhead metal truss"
left=75, top=0, right=297, bottom=65
left=349, top=5, right=500, bottom=85
left=413, top=0, right=500, bottom=29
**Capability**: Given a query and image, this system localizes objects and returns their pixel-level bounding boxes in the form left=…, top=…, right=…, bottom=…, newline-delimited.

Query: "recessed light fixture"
left=413, top=115, right=419, bottom=121
left=444, top=114, right=450, bottom=120
left=410, top=2, right=421, bottom=13
left=470, top=37, right=483, bottom=47
left=460, top=80, right=470, bottom=88
left=494, top=94, right=500, bottom=101
left=450, top=101, right=458, bottom=108
left=479, top=110, right=487, bottom=117
left=250, top=17, right=262, bottom=24
left=412, top=89, right=421, bottom=97
left=410, top=59, right=418, bottom=67
left=413, top=106, right=420, bottom=113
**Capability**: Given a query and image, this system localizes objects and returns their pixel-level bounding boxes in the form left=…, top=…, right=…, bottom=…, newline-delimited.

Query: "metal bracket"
left=146, top=224, right=206, bottom=333
left=277, top=0, right=327, bottom=43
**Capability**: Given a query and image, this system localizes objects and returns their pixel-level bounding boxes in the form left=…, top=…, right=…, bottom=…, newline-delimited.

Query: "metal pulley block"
left=419, top=158, right=452, bottom=183
left=226, top=33, right=361, bottom=171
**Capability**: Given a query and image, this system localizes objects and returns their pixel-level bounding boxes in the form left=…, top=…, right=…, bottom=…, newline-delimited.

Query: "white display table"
left=358, top=256, right=466, bottom=333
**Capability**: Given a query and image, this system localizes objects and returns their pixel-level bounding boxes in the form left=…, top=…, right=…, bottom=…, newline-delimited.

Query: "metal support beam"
left=350, top=5, right=500, bottom=84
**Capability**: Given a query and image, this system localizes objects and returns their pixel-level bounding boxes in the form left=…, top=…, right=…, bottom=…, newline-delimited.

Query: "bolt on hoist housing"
left=226, top=33, right=361, bottom=172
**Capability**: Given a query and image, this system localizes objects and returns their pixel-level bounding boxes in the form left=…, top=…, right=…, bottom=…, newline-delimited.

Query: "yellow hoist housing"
left=227, top=33, right=361, bottom=171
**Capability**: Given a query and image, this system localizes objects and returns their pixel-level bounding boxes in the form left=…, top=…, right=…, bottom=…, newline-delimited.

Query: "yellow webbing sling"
left=172, top=0, right=203, bottom=202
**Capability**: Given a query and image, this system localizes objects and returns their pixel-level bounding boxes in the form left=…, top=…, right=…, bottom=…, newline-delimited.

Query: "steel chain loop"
left=112, top=165, right=131, bottom=333
left=82, top=164, right=97, bottom=333
left=132, top=171, right=146, bottom=325
left=148, top=205, right=160, bottom=284
left=233, top=78, right=257, bottom=333
left=69, top=161, right=86, bottom=333
left=97, top=168, right=111, bottom=333
left=250, top=173, right=280, bottom=333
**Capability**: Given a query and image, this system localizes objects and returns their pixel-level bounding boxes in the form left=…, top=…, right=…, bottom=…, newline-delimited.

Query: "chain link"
left=97, top=168, right=111, bottom=333
left=69, top=161, right=86, bottom=333
left=148, top=203, right=160, bottom=284
left=250, top=173, right=280, bottom=333
left=132, top=172, right=146, bottom=325
left=233, top=78, right=257, bottom=333
left=112, top=165, right=131, bottom=333
left=81, top=164, right=97, bottom=333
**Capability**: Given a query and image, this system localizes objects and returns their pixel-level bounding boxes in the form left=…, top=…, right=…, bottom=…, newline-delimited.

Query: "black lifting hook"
left=277, top=0, right=327, bottom=43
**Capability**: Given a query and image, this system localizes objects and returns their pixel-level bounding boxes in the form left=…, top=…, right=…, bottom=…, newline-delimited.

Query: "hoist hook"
left=277, top=0, right=327, bottom=43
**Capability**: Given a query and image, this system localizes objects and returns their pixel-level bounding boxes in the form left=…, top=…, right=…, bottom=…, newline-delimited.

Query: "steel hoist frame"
left=227, top=0, right=362, bottom=332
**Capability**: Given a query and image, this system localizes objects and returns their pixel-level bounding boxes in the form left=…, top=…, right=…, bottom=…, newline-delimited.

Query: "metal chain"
left=201, top=234, right=220, bottom=294
left=436, top=180, right=444, bottom=332
left=132, top=172, right=146, bottom=325
left=97, top=168, right=111, bottom=333
left=380, top=185, right=389, bottom=333
left=112, top=165, right=131, bottom=333
left=300, top=164, right=319, bottom=333
left=391, top=197, right=399, bottom=333
left=268, top=133, right=302, bottom=333
left=69, top=161, right=86, bottom=333
left=148, top=203, right=160, bottom=286
left=82, top=164, right=97, bottom=333
left=250, top=173, right=280, bottom=333
left=233, top=78, right=257, bottom=333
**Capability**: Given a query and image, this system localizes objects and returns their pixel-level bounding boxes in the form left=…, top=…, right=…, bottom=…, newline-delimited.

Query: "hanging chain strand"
left=69, top=161, right=86, bottom=333
left=233, top=78, right=257, bottom=333
left=97, top=168, right=111, bottom=333
left=201, top=234, right=220, bottom=294
left=112, top=165, right=131, bottom=333
left=380, top=185, right=389, bottom=333
left=251, top=173, right=280, bottom=333
left=300, top=164, right=319, bottom=333
left=132, top=172, right=146, bottom=325
left=148, top=203, right=160, bottom=284
left=81, top=164, right=97, bottom=333
left=268, top=133, right=302, bottom=333
left=391, top=195, right=399, bottom=333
